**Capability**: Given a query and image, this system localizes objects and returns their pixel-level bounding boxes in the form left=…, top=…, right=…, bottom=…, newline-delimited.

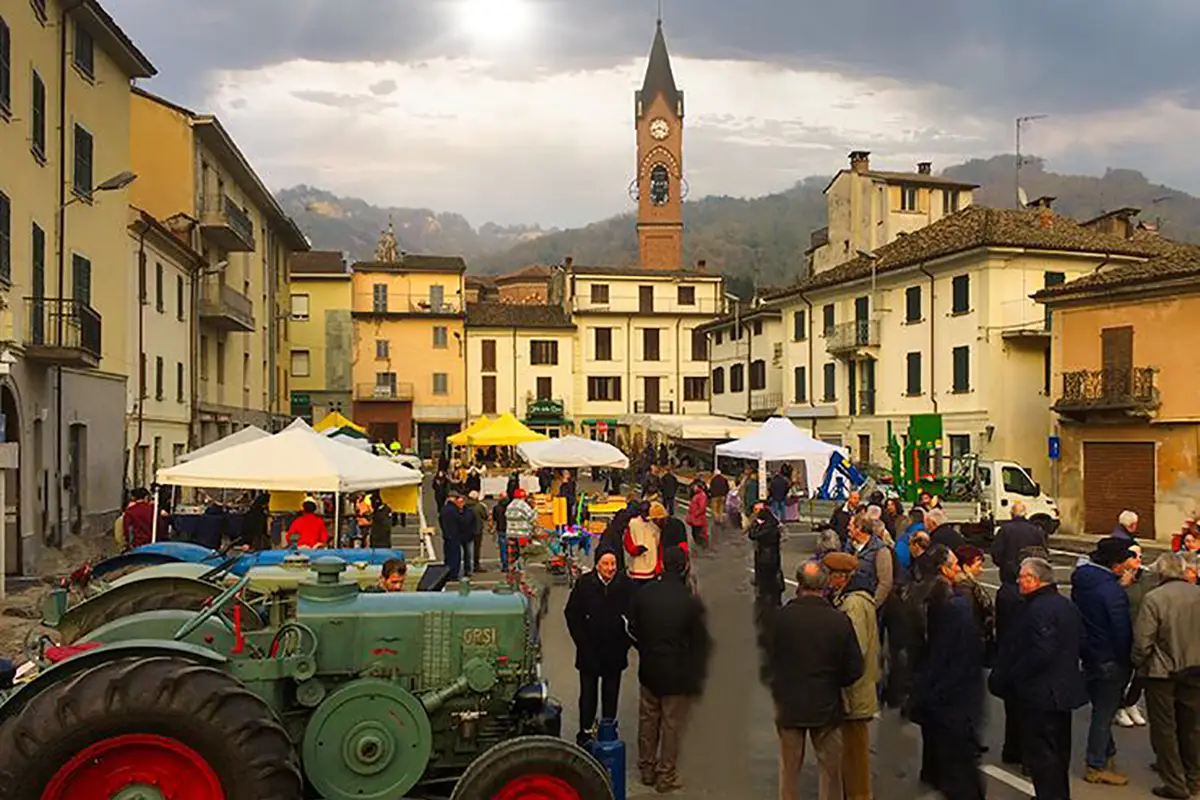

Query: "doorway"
left=643, top=377, right=662, bottom=414
left=1, top=385, right=20, bottom=574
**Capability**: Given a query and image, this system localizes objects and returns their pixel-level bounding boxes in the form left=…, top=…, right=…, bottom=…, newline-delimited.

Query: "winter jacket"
left=990, top=583, right=1089, bottom=712
left=659, top=517, right=690, bottom=559
left=505, top=499, right=537, bottom=539
left=464, top=499, right=487, bottom=542
left=491, top=498, right=510, bottom=534
left=1071, top=560, right=1134, bottom=669
left=660, top=473, right=679, bottom=507
left=929, top=523, right=966, bottom=552
left=748, top=509, right=784, bottom=596
left=598, top=506, right=635, bottom=569
left=369, top=502, right=393, bottom=549
left=626, top=572, right=712, bottom=696
left=740, top=476, right=760, bottom=510
left=768, top=473, right=789, bottom=503
left=915, top=581, right=985, bottom=730
left=685, top=490, right=709, bottom=531
left=1133, top=578, right=1200, bottom=679
left=895, top=521, right=924, bottom=571
left=1110, top=523, right=1136, bottom=542
left=835, top=588, right=880, bottom=720
left=123, top=501, right=155, bottom=549
left=438, top=501, right=472, bottom=544
left=769, top=594, right=864, bottom=729
left=990, top=517, right=1048, bottom=585
left=623, top=516, right=661, bottom=580
left=564, top=570, right=633, bottom=675
left=847, top=535, right=894, bottom=609
left=708, top=473, right=730, bottom=498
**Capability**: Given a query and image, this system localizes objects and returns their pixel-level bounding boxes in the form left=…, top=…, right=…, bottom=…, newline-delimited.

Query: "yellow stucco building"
left=288, top=251, right=353, bottom=423
left=0, top=0, right=155, bottom=569
left=129, top=88, right=310, bottom=445
left=1038, top=246, right=1200, bottom=541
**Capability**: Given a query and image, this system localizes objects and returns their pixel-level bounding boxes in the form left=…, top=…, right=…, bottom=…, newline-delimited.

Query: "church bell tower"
left=633, top=19, right=685, bottom=271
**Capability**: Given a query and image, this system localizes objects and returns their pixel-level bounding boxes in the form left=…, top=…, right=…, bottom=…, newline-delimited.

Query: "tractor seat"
left=43, top=643, right=103, bottom=664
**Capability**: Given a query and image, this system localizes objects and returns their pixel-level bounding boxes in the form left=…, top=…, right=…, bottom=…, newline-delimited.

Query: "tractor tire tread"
left=450, top=735, right=613, bottom=800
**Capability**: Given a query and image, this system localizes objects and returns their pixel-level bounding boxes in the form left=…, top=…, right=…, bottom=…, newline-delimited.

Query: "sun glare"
left=458, top=0, right=534, bottom=44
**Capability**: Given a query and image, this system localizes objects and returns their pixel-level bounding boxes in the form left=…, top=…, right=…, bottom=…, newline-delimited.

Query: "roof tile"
left=465, top=302, right=574, bottom=329
left=1035, top=244, right=1200, bottom=300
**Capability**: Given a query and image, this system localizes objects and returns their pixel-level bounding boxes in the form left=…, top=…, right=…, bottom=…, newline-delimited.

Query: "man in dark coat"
left=368, top=492, right=393, bottom=549
left=627, top=547, right=712, bottom=792
left=438, top=493, right=469, bottom=579
left=749, top=502, right=785, bottom=681
left=660, top=466, right=679, bottom=516
left=991, top=556, right=1089, bottom=800
left=771, top=559, right=864, bottom=800
left=597, top=498, right=639, bottom=571
left=990, top=500, right=1048, bottom=584
left=564, top=548, right=633, bottom=747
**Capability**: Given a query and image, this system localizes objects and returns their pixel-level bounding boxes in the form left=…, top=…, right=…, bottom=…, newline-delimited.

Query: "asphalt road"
left=403, top=486, right=1162, bottom=799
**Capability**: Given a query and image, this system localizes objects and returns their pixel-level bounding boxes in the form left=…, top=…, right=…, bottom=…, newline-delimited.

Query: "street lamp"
left=60, top=170, right=138, bottom=211
left=858, top=249, right=879, bottom=305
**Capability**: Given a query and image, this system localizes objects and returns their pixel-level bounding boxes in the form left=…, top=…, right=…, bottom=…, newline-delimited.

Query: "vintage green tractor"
left=0, top=557, right=611, bottom=800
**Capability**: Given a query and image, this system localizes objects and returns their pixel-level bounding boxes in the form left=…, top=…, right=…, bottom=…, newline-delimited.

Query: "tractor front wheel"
left=450, top=736, right=613, bottom=800
left=0, top=656, right=301, bottom=800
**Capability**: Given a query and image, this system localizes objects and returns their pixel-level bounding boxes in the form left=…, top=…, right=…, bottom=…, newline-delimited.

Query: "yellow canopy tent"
left=468, top=412, right=548, bottom=447
left=447, top=415, right=493, bottom=447
left=313, top=411, right=366, bottom=435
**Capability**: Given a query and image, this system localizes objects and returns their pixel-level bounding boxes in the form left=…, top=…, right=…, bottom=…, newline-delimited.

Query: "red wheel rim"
left=43, top=733, right=225, bottom=800
left=493, top=774, right=582, bottom=800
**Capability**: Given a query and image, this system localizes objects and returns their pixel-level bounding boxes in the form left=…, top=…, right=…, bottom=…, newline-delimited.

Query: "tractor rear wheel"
left=0, top=656, right=301, bottom=800
left=59, top=583, right=264, bottom=644
left=449, top=736, right=613, bottom=800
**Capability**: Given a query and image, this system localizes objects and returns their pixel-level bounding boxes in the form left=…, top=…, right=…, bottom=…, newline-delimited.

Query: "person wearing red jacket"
left=685, top=483, right=709, bottom=551
left=122, top=488, right=155, bottom=549
left=624, top=503, right=664, bottom=586
left=287, top=500, right=330, bottom=549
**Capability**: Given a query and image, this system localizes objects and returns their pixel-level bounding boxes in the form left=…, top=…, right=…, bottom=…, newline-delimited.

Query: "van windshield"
left=1001, top=466, right=1038, bottom=496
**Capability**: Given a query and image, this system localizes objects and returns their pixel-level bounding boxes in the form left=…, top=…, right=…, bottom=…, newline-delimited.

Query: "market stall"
left=467, top=412, right=546, bottom=447
left=446, top=415, right=493, bottom=447
left=516, top=436, right=629, bottom=469
left=177, top=426, right=270, bottom=463
left=312, top=411, right=366, bottom=435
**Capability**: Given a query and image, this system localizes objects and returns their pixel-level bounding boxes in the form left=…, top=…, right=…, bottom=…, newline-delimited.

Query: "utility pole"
left=1015, top=114, right=1047, bottom=208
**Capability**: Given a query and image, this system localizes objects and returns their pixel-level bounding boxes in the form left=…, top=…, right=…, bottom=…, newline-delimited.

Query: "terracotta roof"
left=465, top=275, right=497, bottom=288
left=352, top=255, right=466, bottom=274
left=864, top=171, right=978, bottom=189
left=465, top=303, right=574, bottom=329
left=768, top=205, right=1170, bottom=301
left=291, top=251, right=347, bottom=275
left=1035, top=244, right=1200, bottom=301
left=695, top=302, right=783, bottom=333
left=496, top=264, right=553, bottom=283
left=569, top=265, right=720, bottom=279
left=640, top=21, right=681, bottom=111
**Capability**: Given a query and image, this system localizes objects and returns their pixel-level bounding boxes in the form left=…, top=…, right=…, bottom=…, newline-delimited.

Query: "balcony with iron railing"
left=23, top=297, right=102, bottom=368
left=352, top=292, right=463, bottom=316
left=750, top=391, right=783, bottom=415
left=200, top=194, right=256, bottom=252
left=634, top=399, right=675, bottom=414
left=1054, top=367, right=1159, bottom=418
left=825, top=319, right=881, bottom=356
left=199, top=278, right=255, bottom=332
left=355, top=382, right=416, bottom=402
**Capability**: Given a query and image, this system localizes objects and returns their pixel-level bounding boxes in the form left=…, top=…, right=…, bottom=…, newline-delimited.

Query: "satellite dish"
left=1017, top=187, right=1029, bottom=208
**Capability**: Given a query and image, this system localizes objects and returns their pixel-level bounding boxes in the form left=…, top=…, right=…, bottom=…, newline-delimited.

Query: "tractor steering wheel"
left=173, top=573, right=251, bottom=641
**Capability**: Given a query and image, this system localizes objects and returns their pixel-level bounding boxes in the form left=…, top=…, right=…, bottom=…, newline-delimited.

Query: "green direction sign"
left=526, top=398, right=564, bottom=419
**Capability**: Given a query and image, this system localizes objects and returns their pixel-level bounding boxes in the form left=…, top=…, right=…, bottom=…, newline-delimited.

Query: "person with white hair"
left=1113, top=510, right=1139, bottom=541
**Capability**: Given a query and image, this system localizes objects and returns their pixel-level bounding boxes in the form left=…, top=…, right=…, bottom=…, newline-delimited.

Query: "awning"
left=313, top=411, right=365, bottom=434
left=447, top=415, right=493, bottom=446
left=469, top=412, right=547, bottom=447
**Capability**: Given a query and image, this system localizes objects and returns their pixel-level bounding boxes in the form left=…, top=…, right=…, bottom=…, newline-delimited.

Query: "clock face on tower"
left=649, top=117, right=670, bottom=140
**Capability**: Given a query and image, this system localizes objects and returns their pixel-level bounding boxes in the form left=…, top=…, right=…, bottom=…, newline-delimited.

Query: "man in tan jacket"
left=824, top=551, right=880, bottom=800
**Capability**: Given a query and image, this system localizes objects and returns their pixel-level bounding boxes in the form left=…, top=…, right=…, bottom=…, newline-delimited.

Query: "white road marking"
left=747, top=567, right=798, bottom=587
left=981, top=764, right=1037, bottom=796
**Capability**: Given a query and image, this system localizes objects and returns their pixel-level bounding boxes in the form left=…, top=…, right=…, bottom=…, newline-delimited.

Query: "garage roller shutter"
left=1083, top=442, right=1155, bottom=538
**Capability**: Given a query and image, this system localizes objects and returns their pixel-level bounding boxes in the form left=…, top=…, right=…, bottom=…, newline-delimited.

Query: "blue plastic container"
left=589, top=718, right=627, bottom=800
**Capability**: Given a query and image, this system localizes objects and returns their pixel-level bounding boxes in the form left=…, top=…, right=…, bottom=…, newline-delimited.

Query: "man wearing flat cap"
left=824, top=552, right=879, bottom=800
left=1070, top=536, right=1138, bottom=786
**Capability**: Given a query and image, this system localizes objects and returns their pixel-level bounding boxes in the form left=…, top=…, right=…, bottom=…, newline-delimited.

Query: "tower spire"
left=640, top=13, right=680, bottom=110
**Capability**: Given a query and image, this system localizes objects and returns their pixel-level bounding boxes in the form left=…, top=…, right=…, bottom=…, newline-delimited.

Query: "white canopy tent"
left=177, top=425, right=270, bottom=463
left=517, top=436, right=630, bottom=469
left=715, top=416, right=849, bottom=495
left=635, top=414, right=761, bottom=441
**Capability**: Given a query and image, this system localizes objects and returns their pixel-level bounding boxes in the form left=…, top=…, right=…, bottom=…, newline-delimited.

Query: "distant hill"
left=278, top=156, right=1200, bottom=296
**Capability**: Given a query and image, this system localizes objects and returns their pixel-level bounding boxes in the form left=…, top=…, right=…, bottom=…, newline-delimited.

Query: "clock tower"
left=634, top=19, right=684, bottom=271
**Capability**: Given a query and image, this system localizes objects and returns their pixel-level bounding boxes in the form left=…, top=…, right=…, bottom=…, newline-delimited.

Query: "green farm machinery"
left=886, top=413, right=947, bottom=503
left=0, top=556, right=611, bottom=800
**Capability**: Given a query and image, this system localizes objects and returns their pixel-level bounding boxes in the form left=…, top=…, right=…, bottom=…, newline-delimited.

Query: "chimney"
left=1028, top=196, right=1056, bottom=210
left=696, top=259, right=707, bottom=270
left=1038, top=207, right=1054, bottom=229
left=563, top=256, right=573, bottom=270
left=917, top=162, right=932, bottom=175
left=849, top=150, right=871, bottom=175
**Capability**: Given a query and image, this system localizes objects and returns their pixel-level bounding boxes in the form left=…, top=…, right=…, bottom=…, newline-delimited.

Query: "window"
left=639, top=286, right=654, bottom=314
left=432, top=326, right=448, bottom=349
left=729, top=364, right=745, bottom=393
left=729, top=324, right=741, bottom=341
left=138, top=353, right=146, bottom=398
left=155, top=356, right=164, bottom=400
left=858, top=434, right=871, bottom=465
left=173, top=443, right=185, bottom=465
left=429, top=284, right=445, bottom=312
left=372, top=283, right=387, bottom=312
left=752, top=319, right=763, bottom=336
left=690, top=328, right=707, bottom=361
left=822, top=304, right=835, bottom=335
left=587, top=376, right=621, bottom=402
left=481, top=375, right=497, bottom=414
left=793, top=310, right=807, bottom=341
left=155, top=262, right=164, bottom=311
left=73, top=124, right=93, bottom=197
left=822, top=363, right=836, bottom=401
left=943, top=189, right=960, bottom=214
left=290, top=350, right=311, bottom=378
left=714, top=330, right=723, bottom=346
left=375, top=339, right=390, bottom=360
left=594, top=327, right=613, bottom=361
left=530, top=340, right=558, bottom=365
left=73, top=20, right=95, bottom=78
left=1044, top=272, right=1065, bottom=329
left=0, top=191, right=9, bottom=283
left=0, top=16, right=9, bottom=115
left=793, top=366, right=807, bottom=403
left=712, top=367, right=725, bottom=395
left=900, top=184, right=919, bottom=212
left=677, top=286, right=695, bottom=306
left=290, top=293, right=310, bottom=320
left=1001, top=466, right=1038, bottom=497
left=31, top=71, right=45, bottom=160
left=590, top=284, right=609, bottom=304
left=749, top=359, right=767, bottom=391
left=200, top=336, right=209, bottom=380
left=951, top=274, right=970, bottom=314
left=72, top=254, right=91, bottom=304
left=952, top=345, right=970, bottom=392
left=31, top=222, right=44, bottom=302
left=31, top=0, right=47, bottom=23
left=536, top=376, right=552, bottom=400
left=375, top=372, right=397, bottom=395
left=177, top=276, right=185, bottom=319
left=642, top=328, right=660, bottom=361
left=949, top=434, right=971, bottom=471
left=176, top=362, right=184, bottom=402
left=480, top=339, right=496, bottom=372
left=683, top=377, right=708, bottom=401
left=906, top=352, right=922, bottom=395
left=905, top=285, right=921, bottom=323
left=432, top=373, right=449, bottom=395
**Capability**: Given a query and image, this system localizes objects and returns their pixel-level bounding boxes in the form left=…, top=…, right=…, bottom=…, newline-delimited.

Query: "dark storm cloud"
left=105, top=0, right=1198, bottom=115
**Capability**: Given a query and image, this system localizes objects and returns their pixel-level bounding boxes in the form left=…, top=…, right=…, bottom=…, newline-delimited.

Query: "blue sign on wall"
left=1048, top=435, right=1061, bottom=461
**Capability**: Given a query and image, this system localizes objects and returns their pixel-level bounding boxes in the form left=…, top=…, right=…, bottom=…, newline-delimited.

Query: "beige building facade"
left=698, top=303, right=784, bottom=421
left=288, top=251, right=352, bottom=423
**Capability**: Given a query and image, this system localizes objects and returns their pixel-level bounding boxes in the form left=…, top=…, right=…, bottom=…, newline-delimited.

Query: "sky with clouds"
left=105, top=0, right=1200, bottom=228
